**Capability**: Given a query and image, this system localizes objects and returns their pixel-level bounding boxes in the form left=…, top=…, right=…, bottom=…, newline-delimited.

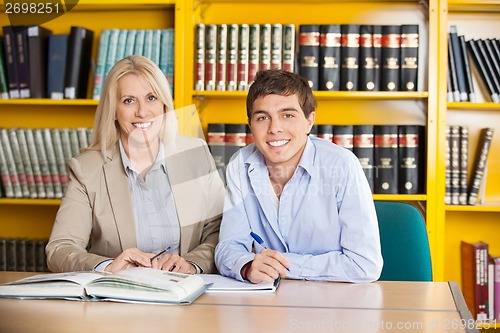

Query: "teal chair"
left=375, top=201, right=433, bottom=281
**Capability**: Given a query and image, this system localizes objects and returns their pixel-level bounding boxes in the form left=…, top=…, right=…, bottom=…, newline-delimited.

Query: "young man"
left=215, top=69, right=383, bottom=283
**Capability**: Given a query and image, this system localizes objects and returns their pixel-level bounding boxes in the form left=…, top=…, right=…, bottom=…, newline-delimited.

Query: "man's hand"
left=243, top=249, right=291, bottom=283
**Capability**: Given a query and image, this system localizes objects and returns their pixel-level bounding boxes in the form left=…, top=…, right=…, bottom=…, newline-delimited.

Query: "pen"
left=250, top=232, right=290, bottom=271
left=150, top=247, right=171, bottom=263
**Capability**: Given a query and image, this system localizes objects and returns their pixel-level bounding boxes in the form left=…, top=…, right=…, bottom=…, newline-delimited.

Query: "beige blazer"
left=46, top=135, right=225, bottom=273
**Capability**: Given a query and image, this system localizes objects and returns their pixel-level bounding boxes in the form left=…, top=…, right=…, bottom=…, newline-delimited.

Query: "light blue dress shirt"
left=215, top=136, right=383, bottom=283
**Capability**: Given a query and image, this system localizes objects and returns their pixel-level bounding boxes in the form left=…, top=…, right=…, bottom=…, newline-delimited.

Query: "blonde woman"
left=47, top=55, right=225, bottom=274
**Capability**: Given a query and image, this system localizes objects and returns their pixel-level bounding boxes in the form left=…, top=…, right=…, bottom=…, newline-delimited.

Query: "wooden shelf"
left=448, top=0, right=500, bottom=12
left=445, top=204, right=500, bottom=212
left=0, top=99, right=99, bottom=106
left=0, top=199, right=62, bottom=206
left=447, top=102, right=500, bottom=110
left=194, top=91, right=429, bottom=100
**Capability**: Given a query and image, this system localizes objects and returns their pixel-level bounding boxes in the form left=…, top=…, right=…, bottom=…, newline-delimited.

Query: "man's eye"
left=284, top=113, right=294, bottom=119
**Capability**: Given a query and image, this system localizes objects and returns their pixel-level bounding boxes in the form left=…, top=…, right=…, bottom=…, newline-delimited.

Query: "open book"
left=0, top=267, right=208, bottom=304
left=202, top=274, right=280, bottom=292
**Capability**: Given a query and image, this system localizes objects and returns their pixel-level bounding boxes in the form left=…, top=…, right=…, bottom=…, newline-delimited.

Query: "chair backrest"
left=375, top=201, right=432, bottom=281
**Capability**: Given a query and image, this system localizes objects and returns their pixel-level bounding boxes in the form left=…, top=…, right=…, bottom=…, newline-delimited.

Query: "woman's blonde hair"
left=89, top=55, right=176, bottom=157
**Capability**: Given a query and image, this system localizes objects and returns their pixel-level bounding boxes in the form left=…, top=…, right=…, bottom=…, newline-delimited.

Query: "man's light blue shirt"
left=215, top=136, right=383, bottom=283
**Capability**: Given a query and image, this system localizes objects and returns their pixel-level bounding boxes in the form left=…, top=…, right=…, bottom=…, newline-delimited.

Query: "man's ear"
left=307, top=112, right=316, bottom=133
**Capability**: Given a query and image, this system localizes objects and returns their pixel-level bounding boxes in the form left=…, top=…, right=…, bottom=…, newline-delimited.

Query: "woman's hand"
left=105, top=248, right=154, bottom=274
left=152, top=253, right=196, bottom=274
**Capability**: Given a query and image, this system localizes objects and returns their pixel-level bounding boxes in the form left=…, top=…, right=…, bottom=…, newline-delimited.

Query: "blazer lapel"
left=103, top=147, right=137, bottom=251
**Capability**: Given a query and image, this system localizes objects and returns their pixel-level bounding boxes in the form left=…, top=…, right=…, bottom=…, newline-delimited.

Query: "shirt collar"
left=119, top=139, right=166, bottom=175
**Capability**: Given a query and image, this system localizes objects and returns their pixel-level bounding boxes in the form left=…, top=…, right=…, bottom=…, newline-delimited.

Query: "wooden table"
left=0, top=272, right=478, bottom=333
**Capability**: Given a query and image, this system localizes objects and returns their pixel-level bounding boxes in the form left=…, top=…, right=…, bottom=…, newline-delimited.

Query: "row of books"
left=92, top=28, right=174, bottom=100
left=1, top=25, right=93, bottom=100
left=447, top=25, right=500, bottom=103
left=195, top=23, right=419, bottom=92
left=461, top=241, right=500, bottom=322
left=0, top=25, right=175, bottom=100
left=0, top=127, right=91, bottom=199
left=207, top=123, right=425, bottom=195
left=0, top=238, right=50, bottom=272
left=445, top=126, right=495, bottom=206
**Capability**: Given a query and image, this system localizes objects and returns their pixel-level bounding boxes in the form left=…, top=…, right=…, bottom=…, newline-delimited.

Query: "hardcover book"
left=259, top=24, right=272, bottom=72
left=247, top=24, right=260, bottom=85
left=226, top=24, right=239, bottom=91
left=12, top=26, right=30, bottom=98
left=194, top=23, right=205, bottom=91
left=398, top=125, right=425, bottom=194
left=92, top=29, right=110, bottom=100
left=332, top=125, right=353, bottom=151
left=317, top=124, right=333, bottom=143
left=0, top=39, right=9, bottom=99
left=27, top=26, right=52, bottom=98
left=461, top=241, right=489, bottom=321
left=449, top=125, right=460, bottom=205
left=358, top=25, right=376, bottom=91
left=0, top=268, right=208, bottom=305
left=373, top=125, right=398, bottom=194
left=448, top=37, right=461, bottom=102
left=299, top=24, right=320, bottom=90
left=380, top=25, right=401, bottom=91
left=467, top=39, right=499, bottom=103
left=64, top=26, right=94, bottom=99
left=47, top=34, right=68, bottom=100
left=459, top=35, right=476, bottom=102
left=353, top=125, right=374, bottom=192
left=340, top=24, right=360, bottom=91
left=204, top=24, right=217, bottom=91
left=225, top=124, right=247, bottom=166
left=459, top=126, right=469, bottom=205
left=237, top=24, right=249, bottom=91
left=319, top=24, right=341, bottom=91
left=449, top=26, right=468, bottom=101
left=2, top=26, right=20, bottom=98
left=400, top=24, right=419, bottom=91
left=467, top=127, right=494, bottom=205
left=207, top=123, right=226, bottom=183
left=216, top=24, right=228, bottom=91
left=281, top=24, right=295, bottom=73
left=270, top=23, right=282, bottom=70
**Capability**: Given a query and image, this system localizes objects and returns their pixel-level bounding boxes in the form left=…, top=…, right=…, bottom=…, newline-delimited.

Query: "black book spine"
left=477, top=39, right=500, bottom=96
left=449, top=26, right=468, bottom=101
left=448, top=37, right=461, bottom=102
left=0, top=238, right=6, bottom=271
left=247, top=24, right=260, bottom=85
left=299, top=24, right=320, bottom=90
left=400, top=24, right=419, bottom=91
left=484, top=39, right=500, bottom=92
left=64, top=26, right=94, bottom=99
left=467, top=39, right=500, bottom=103
left=319, top=24, right=341, bottom=91
left=467, top=127, right=494, bottom=205
left=2, top=26, right=20, bottom=98
left=13, top=26, right=30, bottom=98
left=380, top=25, right=401, bottom=91
left=358, top=25, right=376, bottom=91
left=340, top=24, right=360, bottom=91
left=353, top=125, right=374, bottom=192
left=398, top=125, right=424, bottom=194
left=459, top=35, right=476, bottom=102
left=207, top=123, right=226, bottom=183
left=374, top=125, right=398, bottom=194
left=332, top=125, right=353, bottom=151
left=317, top=124, right=333, bottom=143
left=224, top=124, right=247, bottom=166
left=47, top=34, right=68, bottom=100
left=27, top=26, right=52, bottom=98
left=372, top=25, right=382, bottom=91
